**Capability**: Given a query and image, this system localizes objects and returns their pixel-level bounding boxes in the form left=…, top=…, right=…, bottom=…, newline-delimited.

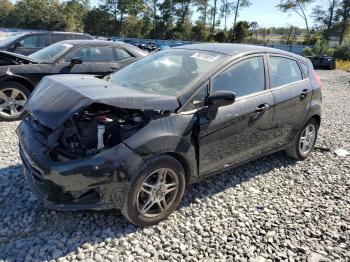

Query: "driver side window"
left=212, top=56, right=265, bottom=97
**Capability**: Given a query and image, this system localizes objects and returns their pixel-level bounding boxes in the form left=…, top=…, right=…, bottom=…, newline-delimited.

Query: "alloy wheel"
left=298, top=124, right=316, bottom=157
left=136, top=168, right=179, bottom=218
left=0, top=88, right=27, bottom=118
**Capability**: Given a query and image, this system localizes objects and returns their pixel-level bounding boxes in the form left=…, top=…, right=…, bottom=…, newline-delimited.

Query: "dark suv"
left=17, top=44, right=322, bottom=226
left=0, top=31, right=93, bottom=55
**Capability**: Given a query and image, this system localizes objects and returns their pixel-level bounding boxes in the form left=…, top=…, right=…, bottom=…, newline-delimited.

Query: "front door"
left=198, top=55, right=275, bottom=175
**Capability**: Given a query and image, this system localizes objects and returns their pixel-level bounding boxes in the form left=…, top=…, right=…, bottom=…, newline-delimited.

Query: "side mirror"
left=207, top=91, right=236, bottom=108
left=69, top=57, right=82, bottom=68
left=110, top=64, right=120, bottom=71
left=11, top=42, right=22, bottom=50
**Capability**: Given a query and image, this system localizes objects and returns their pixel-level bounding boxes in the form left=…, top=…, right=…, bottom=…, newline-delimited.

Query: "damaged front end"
left=0, top=51, right=37, bottom=66
left=48, top=103, right=165, bottom=161
left=17, top=104, right=161, bottom=210
left=17, top=74, right=181, bottom=210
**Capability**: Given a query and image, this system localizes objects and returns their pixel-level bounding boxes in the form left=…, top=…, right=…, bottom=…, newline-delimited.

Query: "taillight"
left=311, top=69, right=322, bottom=89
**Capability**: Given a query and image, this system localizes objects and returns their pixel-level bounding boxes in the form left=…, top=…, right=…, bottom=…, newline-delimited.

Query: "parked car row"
left=117, top=39, right=186, bottom=52
left=0, top=40, right=148, bottom=120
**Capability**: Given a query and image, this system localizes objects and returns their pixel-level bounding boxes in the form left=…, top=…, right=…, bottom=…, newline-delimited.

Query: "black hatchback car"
left=0, top=31, right=93, bottom=55
left=17, top=44, right=322, bottom=226
left=0, top=40, right=147, bottom=121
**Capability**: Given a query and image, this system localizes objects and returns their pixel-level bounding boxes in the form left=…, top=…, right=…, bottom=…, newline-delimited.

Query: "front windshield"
left=29, top=42, right=74, bottom=62
left=110, top=49, right=228, bottom=96
left=0, top=34, right=23, bottom=48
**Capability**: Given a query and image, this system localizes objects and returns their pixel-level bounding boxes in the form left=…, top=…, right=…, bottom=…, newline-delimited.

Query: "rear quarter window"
left=115, top=48, right=133, bottom=61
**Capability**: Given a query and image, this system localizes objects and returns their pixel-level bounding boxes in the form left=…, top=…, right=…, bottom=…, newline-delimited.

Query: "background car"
left=17, top=44, right=322, bottom=226
left=0, top=40, right=147, bottom=121
left=0, top=31, right=93, bottom=55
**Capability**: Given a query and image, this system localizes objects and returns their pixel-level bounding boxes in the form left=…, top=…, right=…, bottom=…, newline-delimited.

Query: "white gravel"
left=0, top=70, right=349, bottom=261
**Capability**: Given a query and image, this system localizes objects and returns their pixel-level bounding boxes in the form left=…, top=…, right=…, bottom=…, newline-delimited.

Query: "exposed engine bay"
left=29, top=103, right=165, bottom=161
left=0, top=51, right=35, bottom=66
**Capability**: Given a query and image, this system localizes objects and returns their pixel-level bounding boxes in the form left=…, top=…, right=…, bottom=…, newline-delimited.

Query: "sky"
left=88, top=0, right=324, bottom=28
left=90, top=0, right=325, bottom=28
left=235, top=0, right=323, bottom=28
left=10, top=0, right=325, bottom=29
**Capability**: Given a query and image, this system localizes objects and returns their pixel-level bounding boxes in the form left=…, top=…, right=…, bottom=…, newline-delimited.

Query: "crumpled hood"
left=0, top=51, right=38, bottom=66
left=27, top=74, right=180, bottom=129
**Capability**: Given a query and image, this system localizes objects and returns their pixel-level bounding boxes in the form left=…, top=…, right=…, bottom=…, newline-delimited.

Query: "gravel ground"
left=0, top=70, right=349, bottom=262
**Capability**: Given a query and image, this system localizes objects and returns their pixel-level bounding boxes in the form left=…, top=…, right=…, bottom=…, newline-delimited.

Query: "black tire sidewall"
left=295, top=118, right=319, bottom=160
left=0, top=82, right=31, bottom=121
left=123, top=155, right=186, bottom=227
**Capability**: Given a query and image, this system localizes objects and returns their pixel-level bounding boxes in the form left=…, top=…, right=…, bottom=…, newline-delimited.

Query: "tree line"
left=0, top=0, right=349, bottom=45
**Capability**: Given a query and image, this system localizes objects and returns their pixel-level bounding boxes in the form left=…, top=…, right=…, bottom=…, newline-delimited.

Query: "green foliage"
left=0, top=0, right=14, bottom=26
left=64, top=0, right=90, bottom=32
left=233, top=21, right=251, bottom=42
left=84, top=8, right=115, bottom=36
left=214, top=30, right=229, bottom=42
left=11, top=0, right=67, bottom=30
left=334, top=45, right=350, bottom=60
left=191, top=20, right=209, bottom=41
left=302, top=36, right=337, bottom=57
left=302, top=47, right=313, bottom=56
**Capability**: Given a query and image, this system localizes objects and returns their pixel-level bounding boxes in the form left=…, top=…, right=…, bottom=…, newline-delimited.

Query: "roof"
left=176, top=43, right=306, bottom=61
left=21, top=31, right=91, bottom=36
left=58, top=40, right=118, bottom=46
left=57, top=40, right=148, bottom=57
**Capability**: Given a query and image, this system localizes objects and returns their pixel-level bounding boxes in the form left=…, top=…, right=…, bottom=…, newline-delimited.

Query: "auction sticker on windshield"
left=191, top=52, right=219, bottom=62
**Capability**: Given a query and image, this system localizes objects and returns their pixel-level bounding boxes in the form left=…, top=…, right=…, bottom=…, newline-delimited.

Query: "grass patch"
left=336, top=59, right=350, bottom=71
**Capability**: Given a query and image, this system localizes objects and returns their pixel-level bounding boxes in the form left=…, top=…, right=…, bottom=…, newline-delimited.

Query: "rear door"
left=267, top=55, right=312, bottom=147
left=198, top=55, right=275, bottom=175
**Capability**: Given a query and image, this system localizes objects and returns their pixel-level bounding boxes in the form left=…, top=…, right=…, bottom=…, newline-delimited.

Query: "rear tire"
left=121, top=155, right=186, bottom=227
left=0, top=82, right=30, bottom=121
left=285, top=118, right=319, bottom=160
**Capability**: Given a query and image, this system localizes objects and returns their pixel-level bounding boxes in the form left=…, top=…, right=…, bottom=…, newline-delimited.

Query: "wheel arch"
left=167, top=152, right=194, bottom=185
left=124, top=113, right=200, bottom=184
left=0, top=76, right=34, bottom=92
left=310, top=114, right=321, bottom=128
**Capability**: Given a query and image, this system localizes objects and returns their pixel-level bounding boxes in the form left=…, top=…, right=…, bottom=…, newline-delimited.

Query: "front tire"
left=286, top=118, right=319, bottom=160
left=121, top=155, right=186, bottom=227
left=0, top=82, right=30, bottom=121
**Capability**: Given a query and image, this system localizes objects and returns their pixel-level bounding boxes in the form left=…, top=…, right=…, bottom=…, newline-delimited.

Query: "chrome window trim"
left=268, top=78, right=308, bottom=91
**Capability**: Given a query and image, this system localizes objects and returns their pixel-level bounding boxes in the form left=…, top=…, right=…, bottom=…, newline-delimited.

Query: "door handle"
left=255, top=103, right=270, bottom=113
left=300, top=89, right=311, bottom=98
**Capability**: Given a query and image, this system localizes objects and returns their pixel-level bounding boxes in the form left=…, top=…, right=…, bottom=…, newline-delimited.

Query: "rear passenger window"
left=270, top=56, right=303, bottom=88
left=65, top=47, right=116, bottom=62
left=212, top=56, right=265, bottom=97
left=115, top=48, right=133, bottom=61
